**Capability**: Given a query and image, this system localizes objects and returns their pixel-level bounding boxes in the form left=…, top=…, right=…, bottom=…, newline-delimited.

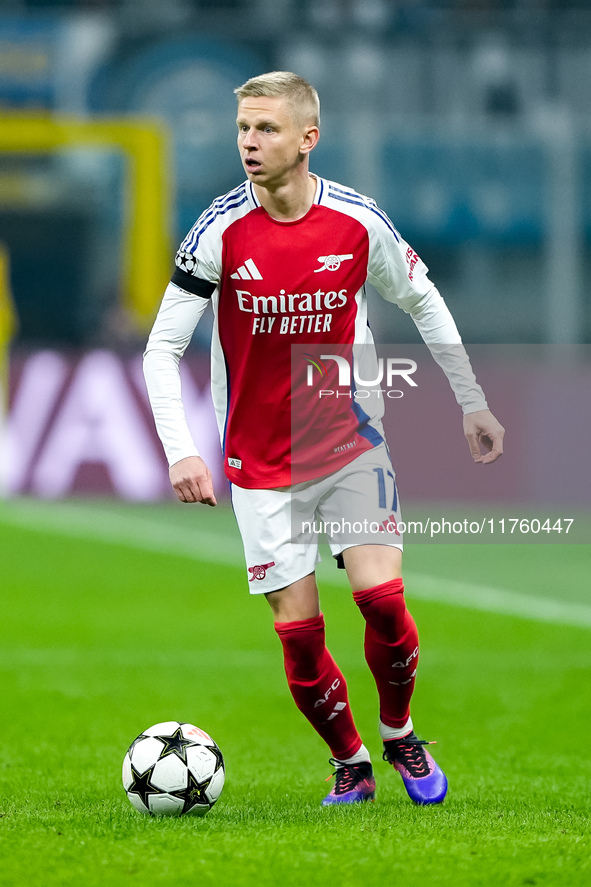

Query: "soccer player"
left=143, top=72, right=504, bottom=806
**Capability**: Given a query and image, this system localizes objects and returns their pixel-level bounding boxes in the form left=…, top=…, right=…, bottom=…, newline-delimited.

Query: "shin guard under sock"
left=353, top=579, right=419, bottom=730
left=274, top=613, right=362, bottom=760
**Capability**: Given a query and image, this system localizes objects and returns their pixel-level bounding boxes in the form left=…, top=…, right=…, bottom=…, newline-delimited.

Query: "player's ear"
left=300, top=125, right=320, bottom=156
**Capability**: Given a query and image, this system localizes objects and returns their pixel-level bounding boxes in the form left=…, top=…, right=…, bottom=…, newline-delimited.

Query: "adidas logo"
left=326, top=702, right=347, bottom=722
left=231, top=258, right=263, bottom=280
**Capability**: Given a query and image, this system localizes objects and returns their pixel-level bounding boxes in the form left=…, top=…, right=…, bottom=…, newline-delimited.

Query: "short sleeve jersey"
left=173, top=177, right=450, bottom=489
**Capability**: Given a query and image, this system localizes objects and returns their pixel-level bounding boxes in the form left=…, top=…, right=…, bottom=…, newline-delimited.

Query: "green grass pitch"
left=0, top=499, right=590, bottom=887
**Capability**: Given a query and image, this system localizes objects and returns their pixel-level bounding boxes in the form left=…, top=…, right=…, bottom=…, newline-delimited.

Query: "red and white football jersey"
left=144, top=177, right=487, bottom=488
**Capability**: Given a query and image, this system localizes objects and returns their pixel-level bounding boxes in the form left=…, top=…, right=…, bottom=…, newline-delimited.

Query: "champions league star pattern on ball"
left=122, top=721, right=225, bottom=816
left=144, top=176, right=488, bottom=489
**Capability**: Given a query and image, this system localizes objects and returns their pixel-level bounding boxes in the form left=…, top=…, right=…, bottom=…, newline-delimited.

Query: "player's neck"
left=254, top=172, right=317, bottom=222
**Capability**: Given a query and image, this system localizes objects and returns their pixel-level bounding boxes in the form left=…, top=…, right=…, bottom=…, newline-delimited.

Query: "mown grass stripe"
left=1, top=498, right=590, bottom=629
left=0, top=499, right=242, bottom=565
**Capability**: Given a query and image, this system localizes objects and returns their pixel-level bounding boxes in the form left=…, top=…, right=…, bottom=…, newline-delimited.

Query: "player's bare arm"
left=463, top=409, right=505, bottom=464
left=169, top=455, right=217, bottom=506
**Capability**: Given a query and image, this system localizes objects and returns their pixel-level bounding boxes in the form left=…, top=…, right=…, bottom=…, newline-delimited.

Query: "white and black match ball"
left=122, top=721, right=225, bottom=816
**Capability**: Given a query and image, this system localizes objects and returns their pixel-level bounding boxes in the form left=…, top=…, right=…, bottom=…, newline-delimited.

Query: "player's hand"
left=463, top=409, right=505, bottom=464
left=169, top=456, right=217, bottom=505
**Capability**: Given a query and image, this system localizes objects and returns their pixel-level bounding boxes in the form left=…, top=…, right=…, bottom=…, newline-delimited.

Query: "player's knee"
left=352, top=578, right=410, bottom=637
left=274, top=614, right=327, bottom=682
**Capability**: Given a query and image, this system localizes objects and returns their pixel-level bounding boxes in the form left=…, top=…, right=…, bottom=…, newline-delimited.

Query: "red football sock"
left=353, top=578, right=419, bottom=730
left=274, top=613, right=362, bottom=760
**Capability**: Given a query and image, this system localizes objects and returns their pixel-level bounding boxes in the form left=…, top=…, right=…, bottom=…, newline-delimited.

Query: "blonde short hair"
left=234, top=71, right=320, bottom=127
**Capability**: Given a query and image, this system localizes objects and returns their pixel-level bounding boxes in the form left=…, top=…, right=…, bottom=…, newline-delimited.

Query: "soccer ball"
left=122, top=721, right=225, bottom=816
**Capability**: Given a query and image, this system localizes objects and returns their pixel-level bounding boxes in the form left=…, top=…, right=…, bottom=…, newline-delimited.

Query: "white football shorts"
left=231, top=443, right=403, bottom=594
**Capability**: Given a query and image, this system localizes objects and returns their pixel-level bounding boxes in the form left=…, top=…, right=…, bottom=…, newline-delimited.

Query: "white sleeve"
left=368, top=220, right=488, bottom=415
left=143, top=282, right=212, bottom=467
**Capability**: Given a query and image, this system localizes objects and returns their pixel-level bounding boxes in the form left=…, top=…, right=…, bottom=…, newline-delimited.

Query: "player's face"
left=236, top=96, right=316, bottom=187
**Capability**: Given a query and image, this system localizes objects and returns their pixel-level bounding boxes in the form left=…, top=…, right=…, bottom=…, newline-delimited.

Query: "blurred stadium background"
left=0, top=0, right=590, bottom=511
left=1, top=7, right=590, bottom=883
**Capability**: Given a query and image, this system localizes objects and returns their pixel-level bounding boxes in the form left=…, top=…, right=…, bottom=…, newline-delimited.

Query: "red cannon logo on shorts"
left=248, top=561, right=276, bottom=581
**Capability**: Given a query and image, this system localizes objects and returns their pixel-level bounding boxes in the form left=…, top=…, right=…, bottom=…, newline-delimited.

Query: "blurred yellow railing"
left=0, top=242, right=16, bottom=390
left=0, top=114, right=173, bottom=329
left=0, top=243, right=15, bottom=494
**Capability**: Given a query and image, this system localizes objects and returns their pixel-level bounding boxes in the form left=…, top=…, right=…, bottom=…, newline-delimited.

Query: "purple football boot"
left=322, top=759, right=376, bottom=806
left=383, top=732, right=447, bottom=805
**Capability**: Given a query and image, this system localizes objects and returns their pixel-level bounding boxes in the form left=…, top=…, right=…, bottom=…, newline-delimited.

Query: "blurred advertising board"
left=4, top=347, right=591, bottom=515
left=6, top=349, right=223, bottom=501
